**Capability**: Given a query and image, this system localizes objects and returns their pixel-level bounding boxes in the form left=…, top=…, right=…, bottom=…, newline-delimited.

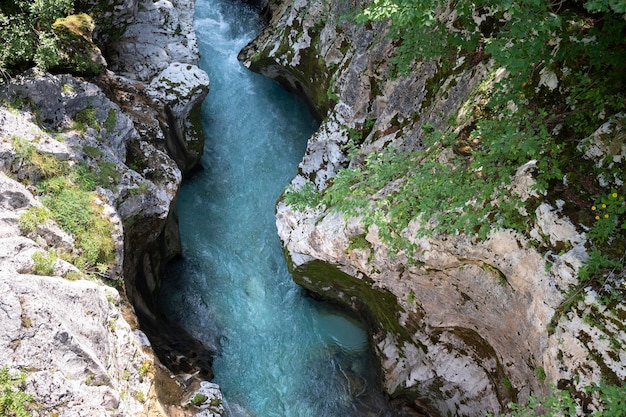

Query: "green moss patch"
left=290, top=259, right=410, bottom=342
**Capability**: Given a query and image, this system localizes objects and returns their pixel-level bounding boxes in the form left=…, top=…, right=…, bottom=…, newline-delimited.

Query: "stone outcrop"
left=0, top=0, right=221, bottom=415
left=241, top=0, right=626, bottom=416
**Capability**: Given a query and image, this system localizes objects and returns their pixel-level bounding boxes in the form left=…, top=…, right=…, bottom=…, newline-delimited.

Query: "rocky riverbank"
left=0, top=0, right=224, bottom=415
left=240, top=0, right=626, bottom=415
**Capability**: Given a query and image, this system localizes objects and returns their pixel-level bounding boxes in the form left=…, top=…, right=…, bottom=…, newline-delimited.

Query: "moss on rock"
left=52, top=13, right=106, bottom=76
left=290, top=259, right=410, bottom=343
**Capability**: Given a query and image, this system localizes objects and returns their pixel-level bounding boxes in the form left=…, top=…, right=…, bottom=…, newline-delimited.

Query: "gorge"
left=0, top=0, right=624, bottom=416
left=159, top=0, right=399, bottom=415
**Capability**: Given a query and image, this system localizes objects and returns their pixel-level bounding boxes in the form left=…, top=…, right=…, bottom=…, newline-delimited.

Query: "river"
left=159, top=0, right=395, bottom=415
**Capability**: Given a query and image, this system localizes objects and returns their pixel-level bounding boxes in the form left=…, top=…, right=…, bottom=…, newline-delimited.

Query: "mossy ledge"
left=288, top=257, right=411, bottom=343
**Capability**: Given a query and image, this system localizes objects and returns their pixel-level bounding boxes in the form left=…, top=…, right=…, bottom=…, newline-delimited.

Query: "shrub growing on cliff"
left=0, top=0, right=77, bottom=76
left=38, top=175, right=116, bottom=272
left=328, top=1, right=626, bottom=257
left=12, top=138, right=117, bottom=277
left=490, top=382, right=626, bottom=417
left=0, top=1, right=104, bottom=78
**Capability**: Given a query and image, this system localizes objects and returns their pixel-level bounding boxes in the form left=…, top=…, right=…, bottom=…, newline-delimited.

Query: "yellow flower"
left=612, top=193, right=618, bottom=198
left=604, top=214, right=609, bottom=218
left=601, top=204, right=606, bottom=209
left=595, top=215, right=600, bottom=220
left=591, top=206, right=596, bottom=211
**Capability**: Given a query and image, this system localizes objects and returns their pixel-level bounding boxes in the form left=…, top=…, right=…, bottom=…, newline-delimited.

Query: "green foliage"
left=336, top=0, right=626, bottom=276
left=134, top=390, right=146, bottom=403
left=0, top=366, right=33, bottom=417
left=31, top=250, right=57, bottom=275
left=99, top=162, right=121, bottom=187
left=406, top=289, right=416, bottom=304
left=128, top=181, right=148, bottom=196
left=507, top=385, right=577, bottom=417
left=70, top=162, right=99, bottom=191
left=103, top=109, right=117, bottom=132
left=18, top=206, right=52, bottom=232
left=283, top=181, right=322, bottom=211
left=318, top=124, right=551, bottom=256
left=12, top=139, right=118, bottom=276
left=585, top=0, right=626, bottom=13
left=38, top=175, right=115, bottom=270
left=73, top=105, right=100, bottom=133
left=83, top=145, right=103, bottom=159
left=499, top=382, right=626, bottom=417
left=592, top=382, right=626, bottom=416
left=191, top=393, right=208, bottom=406
left=347, top=234, right=370, bottom=251
left=34, top=32, right=61, bottom=71
left=11, top=136, right=67, bottom=178
left=535, top=366, right=547, bottom=383
left=51, top=13, right=105, bottom=76
left=138, top=360, right=151, bottom=377
left=0, top=0, right=76, bottom=75
left=356, top=0, right=626, bottom=141
left=588, top=192, right=626, bottom=244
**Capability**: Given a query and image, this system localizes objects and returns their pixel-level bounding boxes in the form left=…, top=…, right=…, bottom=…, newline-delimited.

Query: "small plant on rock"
left=31, top=250, right=58, bottom=276
left=283, top=181, right=321, bottom=211
left=190, top=393, right=208, bottom=406
left=0, top=366, right=33, bottom=417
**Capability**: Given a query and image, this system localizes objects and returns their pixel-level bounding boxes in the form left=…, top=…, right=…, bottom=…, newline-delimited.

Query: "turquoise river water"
left=160, top=0, right=397, bottom=415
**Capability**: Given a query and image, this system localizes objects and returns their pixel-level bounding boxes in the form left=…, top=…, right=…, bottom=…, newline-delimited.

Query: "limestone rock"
left=107, top=0, right=199, bottom=82
left=246, top=0, right=625, bottom=415
left=0, top=0, right=217, bottom=414
left=149, top=62, right=210, bottom=118
left=577, top=113, right=626, bottom=187
left=182, top=381, right=225, bottom=416
left=0, top=272, right=155, bottom=416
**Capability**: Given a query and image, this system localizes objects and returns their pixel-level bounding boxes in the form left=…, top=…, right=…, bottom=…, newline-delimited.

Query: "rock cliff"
left=240, top=0, right=626, bottom=415
left=0, top=0, right=223, bottom=415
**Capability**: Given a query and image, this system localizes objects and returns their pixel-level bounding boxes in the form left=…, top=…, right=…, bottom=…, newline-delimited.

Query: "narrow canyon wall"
left=240, top=0, right=626, bottom=415
left=0, top=0, right=224, bottom=415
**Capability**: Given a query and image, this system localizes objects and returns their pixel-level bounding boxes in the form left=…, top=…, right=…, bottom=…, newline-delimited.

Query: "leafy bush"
left=326, top=1, right=626, bottom=260
left=588, top=192, right=626, bottom=244
left=38, top=175, right=115, bottom=271
left=283, top=181, right=321, bottom=211
left=0, top=366, right=32, bottom=417
left=103, top=108, right=117, bottom=132
left=32, top=250, right=57, bottom=276
left=497, top=382, right=626, bottom=417
left=18, top=206, right=52, bottom=232
left=73, top=105, right=100, bottom=133
left=0, top=0, right=76, bottom=75
left=12, top=140, right=117, bottom=276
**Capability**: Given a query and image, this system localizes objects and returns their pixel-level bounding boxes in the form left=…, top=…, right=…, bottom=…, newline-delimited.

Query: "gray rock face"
left=244, top=0, right=626, bottom=416
left=0, top=272, right=154, bottom=416
left=103, top=0, right=209, bottom=174
left=0, top=0, right=220, bottom=415
left=0, top=73, right=200, bottom=415
left=106, top=0, right=199, bottom=82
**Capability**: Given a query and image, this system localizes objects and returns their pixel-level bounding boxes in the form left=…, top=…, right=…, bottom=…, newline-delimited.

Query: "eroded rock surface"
left=243, top=0, right=626, bottom=415
left=0, top=0, right=219, bottom=415
left=0, top=270, right=154, bottom=416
